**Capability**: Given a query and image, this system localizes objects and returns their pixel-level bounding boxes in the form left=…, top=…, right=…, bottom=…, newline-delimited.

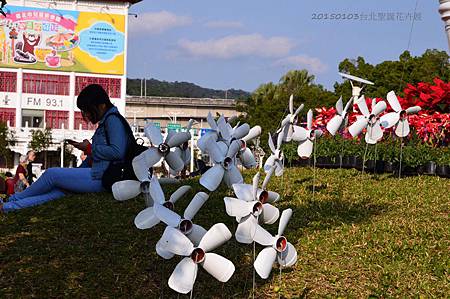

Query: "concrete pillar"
left=439, top=0, right=450, bottom=52
left=69, top=72, right=75, bottom=130
left=16, top=69, right=23, bottom=128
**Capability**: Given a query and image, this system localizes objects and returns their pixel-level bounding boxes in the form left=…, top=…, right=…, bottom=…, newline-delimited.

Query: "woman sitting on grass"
left=0, top=84, right=129, bottom=213
left=5, top=154, right=30, bottom=196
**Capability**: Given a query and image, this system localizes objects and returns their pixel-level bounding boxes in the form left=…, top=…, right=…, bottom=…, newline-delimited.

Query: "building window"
left=22, top=109, right=44, bottom=128
left=0, top=108, right=15, bottom=126
left=45, top=110, right=69, bottom=129
left=0, top=71, right=17, bottom=92
left=23, top=73, right=70, bottom=95
left=74, top=111, right=97, bottom=130
left=75, top=76, right=121, bottom=98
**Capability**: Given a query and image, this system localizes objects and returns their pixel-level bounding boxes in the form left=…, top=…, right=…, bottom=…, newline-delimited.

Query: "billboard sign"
left=0, top=5, right=125, bottom=75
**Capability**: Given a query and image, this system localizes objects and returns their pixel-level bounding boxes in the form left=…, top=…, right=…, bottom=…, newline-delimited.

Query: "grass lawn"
left=0, top=168, right=449, bottom=298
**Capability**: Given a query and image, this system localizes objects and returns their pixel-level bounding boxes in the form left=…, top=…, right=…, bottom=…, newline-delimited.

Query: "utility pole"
left=439, top=0, right=450, bottom=52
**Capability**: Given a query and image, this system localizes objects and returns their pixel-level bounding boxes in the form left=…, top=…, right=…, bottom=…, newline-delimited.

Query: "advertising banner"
left=0, top=5, right=125, bottom=75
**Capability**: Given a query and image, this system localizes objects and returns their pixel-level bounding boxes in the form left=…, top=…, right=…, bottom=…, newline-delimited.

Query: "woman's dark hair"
left=77, top=84, right=114, bottom=123
left=5, top=171, right=13, bottom=178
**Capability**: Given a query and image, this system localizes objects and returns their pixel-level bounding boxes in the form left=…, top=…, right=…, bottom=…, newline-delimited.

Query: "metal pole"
left=439, top=0, right=450, bottom=52
left=144, top=79, right=147, bottom=98
left=60, top=141, right=64, bottom=167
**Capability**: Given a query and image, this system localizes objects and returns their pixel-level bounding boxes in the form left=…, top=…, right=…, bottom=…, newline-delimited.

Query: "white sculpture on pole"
left=439, top=0, right=450, bottom=52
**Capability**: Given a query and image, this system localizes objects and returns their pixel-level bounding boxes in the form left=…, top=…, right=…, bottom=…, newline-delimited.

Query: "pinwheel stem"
left=279, top=267, right=282, bottom=298
left=399, top=139, right=404, bottom=179
left=374, top=143, right=378, bottom=176
left=278, top=256, right=285, bottom=299
left=312, top=137, right=317, bottom=200
left=362, top=143, right=369, bottom=175
left=252, top=241, right=256, bottom=299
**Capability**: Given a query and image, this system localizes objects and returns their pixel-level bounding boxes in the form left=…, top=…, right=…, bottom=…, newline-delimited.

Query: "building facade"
left=125, top=95, right=239, bottom=132
left=0, top=0, right=140, bottom=166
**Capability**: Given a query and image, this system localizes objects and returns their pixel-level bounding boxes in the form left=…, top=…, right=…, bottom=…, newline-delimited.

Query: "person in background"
left=0, top=84, right=129, bottom=213
left=4, top=172, right=13, bottom=197
left=5, top=155, right=30, bottom=196
left=26, top=150, right=36, bottom=185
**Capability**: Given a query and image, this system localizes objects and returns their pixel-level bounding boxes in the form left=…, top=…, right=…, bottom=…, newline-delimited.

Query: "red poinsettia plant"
left=403, top=78, right=449, bottom=113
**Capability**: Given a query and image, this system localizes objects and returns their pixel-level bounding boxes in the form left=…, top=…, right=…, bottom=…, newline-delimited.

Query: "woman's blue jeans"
left=3, top=168, right=104, bottom=212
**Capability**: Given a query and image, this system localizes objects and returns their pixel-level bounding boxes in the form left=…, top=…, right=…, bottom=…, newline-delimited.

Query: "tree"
left=29, top=128, right=52, bottom=168
left=279, top=69, right=315, bottom=95
left=238, top=69, right=336, bottom=152
left=334, top=49, right=450, bottom=100
left=126, top=78, right=250, bottom=99
left=0, top=122, right=16, bottom=167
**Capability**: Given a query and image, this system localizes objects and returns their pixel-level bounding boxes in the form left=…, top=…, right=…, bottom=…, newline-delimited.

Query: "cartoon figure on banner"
left=22, top=31, right=40, bottom=57
left=11, top=29, right=38, bottom=64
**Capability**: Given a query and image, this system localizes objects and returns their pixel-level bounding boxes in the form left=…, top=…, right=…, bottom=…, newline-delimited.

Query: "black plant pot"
left=332, top=155, right=343, bottom=168
left=384, top=161, right=395, bottom=173
left=343, top=156, right=358, bottom=169
left=342, top=156, right=351, bottom=168
left=416, top=165, right=425, bottom=175
left=297, top=158, right=312, bottom=167
left=316, top=156, right=331, bottom=168
left=374, top=160, right=385, bottom=174
left=436, top=165, right=450, bottom=178
left=354, top=157, right=364, bottom=171
left=398, top=165, right=418, bottom=177
left=422, top=161, right=437, bottom=175
left=365, top=160, right=376, bottom=173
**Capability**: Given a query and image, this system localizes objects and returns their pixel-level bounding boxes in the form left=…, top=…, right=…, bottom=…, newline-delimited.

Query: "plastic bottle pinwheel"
left=290, top=109, right=323, bottom=159
left=264, top=132, right=284, bottom=176
left=326, top=96, right=353, bottom=136
left=253, top=209, right=298, bottom=279
left=132, top=123, right=190, bottom=181
left=224, top=169, right=280, bottom=244
left=197, top=112, right=221, bottom=152
left=218, top=118, right=262, bottom=169
left=238, top=125, right=262, bottom=169
left=111, top=177, right=178, bottom=203
left=279, top=95, right=304, bottom=142
left=216, top=116, right=250, bottom=144
left=380, top=91, right=421, bottom=138
left=199, top=136, right=243, bottom=191
left=159, top=224, right=235, bottom=294
left=348, top=96, right=387, bottom=144
left=133, top=176, right=191, bottom=230
left=153, top=191, right=209, bottom=259
left=168, top=119, right=195, bottom=174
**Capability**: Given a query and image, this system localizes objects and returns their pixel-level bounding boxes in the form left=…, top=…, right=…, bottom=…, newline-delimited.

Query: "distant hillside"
left=126, top=78, right=250, bottom=100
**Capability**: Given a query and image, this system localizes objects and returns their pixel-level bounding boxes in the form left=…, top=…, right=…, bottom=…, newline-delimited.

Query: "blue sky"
left=127, top=0, right=448, bottom=92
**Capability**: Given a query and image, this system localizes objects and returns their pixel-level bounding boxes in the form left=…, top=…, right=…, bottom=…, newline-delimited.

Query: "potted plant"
left=421, top=145, right=437, bottom=175
left=400, top=144, right=425, bottom=176
left=435, top=148, right=450, bottom=178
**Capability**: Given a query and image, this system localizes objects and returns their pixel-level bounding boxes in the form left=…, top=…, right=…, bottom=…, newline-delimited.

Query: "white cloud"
left=274, top=55, right=328, bottom=73
left=204, top=20, right=244, bottom=29
left=178, top=34, right=295, bottom=59
left=129, top=11, right=192, bottom=34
